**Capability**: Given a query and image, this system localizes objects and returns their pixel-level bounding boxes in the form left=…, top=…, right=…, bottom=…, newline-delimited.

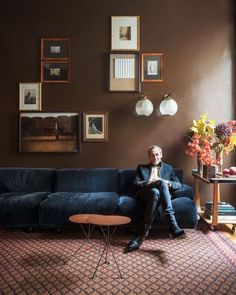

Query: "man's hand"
left=153, top=178, right=171, bottom=187
left=165, top=180, right=171, bottom=187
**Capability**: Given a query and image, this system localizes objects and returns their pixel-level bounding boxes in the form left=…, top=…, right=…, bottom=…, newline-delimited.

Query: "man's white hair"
left=148, top=145, right=162, bottom=154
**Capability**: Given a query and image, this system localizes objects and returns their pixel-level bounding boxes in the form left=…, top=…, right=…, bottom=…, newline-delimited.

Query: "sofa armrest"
left=171, top=184, right=194, bottom=200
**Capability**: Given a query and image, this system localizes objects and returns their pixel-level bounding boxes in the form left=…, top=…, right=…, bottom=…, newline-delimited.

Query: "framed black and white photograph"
left=41, top=61, right=70, bottom=83
left=111, top=16, right=140, bottom=51
left=109, top=52, right=140, bottom=92
left=83, top=111, right=108, bottom=142
left=19, top=82, right=42, bottom=111
left=19, top=112, right=80, bottom=153
left=142, top=53, right=164, bottom=82
left=41, top=38, right=70, bottom=60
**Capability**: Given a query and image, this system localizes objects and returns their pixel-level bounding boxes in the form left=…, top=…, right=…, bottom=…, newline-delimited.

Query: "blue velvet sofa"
left=0, top=167, right=198, bottom=230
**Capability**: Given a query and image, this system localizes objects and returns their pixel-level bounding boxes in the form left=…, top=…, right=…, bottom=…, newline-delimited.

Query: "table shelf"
left=192, top=172, right=236, bottom=233
left=199, top=211, right=236, bottom=231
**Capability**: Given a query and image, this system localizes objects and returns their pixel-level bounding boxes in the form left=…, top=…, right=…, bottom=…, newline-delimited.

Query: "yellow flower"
left=190, top=113, right=215, bottom=137
left=224, top=134, right=236, bottom=153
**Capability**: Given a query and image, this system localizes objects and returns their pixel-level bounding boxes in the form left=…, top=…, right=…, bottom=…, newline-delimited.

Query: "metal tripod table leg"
left=92, top=225, right=123, bottom=279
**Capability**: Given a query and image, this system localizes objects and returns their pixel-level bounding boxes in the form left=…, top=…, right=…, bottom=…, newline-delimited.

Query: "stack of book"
left=204, top=201, right=236, bottom=222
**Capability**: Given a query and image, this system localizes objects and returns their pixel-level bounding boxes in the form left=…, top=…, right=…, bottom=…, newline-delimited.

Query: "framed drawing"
left=19, top=82, right=42, bottom=111
left=41, top=38, right=70, bottom=60
left=109, top=52, right=140, bottom=92
left=19, top=112, right=80, bottom=153
left=41, top=61, right=70, bottom=83
left=83, top=111, right=108, bottom=142
left=141, top=53, right=164, bottom=82
left=111, top=16, right=140, bottom=51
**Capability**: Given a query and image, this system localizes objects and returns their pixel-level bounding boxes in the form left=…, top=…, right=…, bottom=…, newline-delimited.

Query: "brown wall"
left=0, top=0, right=235, bottom=201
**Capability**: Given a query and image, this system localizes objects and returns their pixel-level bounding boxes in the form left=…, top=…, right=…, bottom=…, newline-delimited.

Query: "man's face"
left=148, top=147, right=162, bottom=165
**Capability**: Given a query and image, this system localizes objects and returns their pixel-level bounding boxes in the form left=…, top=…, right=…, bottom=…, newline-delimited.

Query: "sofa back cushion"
left=55, top=168, right=119, bottom=192
left=174, top=169, right=183, bottom=183
left=119, top=168, right=183, bottom=195
left=0, top=168, right=55, bottom=192
left=119, top=169, right=136, bottom=195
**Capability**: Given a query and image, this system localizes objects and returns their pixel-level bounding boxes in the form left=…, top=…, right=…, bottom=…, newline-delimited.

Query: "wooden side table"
left=69, top=214, right=131, bottom=278
left=69, top=214, right=99, bottom=255
left=192, top=172, right=236, bottom=232
left=88, top=215, right=131, bottom=279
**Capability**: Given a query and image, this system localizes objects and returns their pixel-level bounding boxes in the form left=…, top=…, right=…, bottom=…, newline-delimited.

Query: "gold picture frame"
left=41, top=61, right=70, bottom=83
left=142, top=53, right=164, bottom=82
left=83, top=111, right=108, bottom=142
left=19, top=82, right=42, bottom=111
left=109, top=52, right=140, bottom=92
left=41, top=38, right=70, bottom=60
left=19, top=112, right=80, bottom=153
left=111, top=16, right=140, bottom=51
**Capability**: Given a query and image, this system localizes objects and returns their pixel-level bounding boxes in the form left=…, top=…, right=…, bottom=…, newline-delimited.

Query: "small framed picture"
left=83, top=111, right=108, bottom=142
left=19, top=112, right=80, bottom=153
left=111, top=16, right=140, bottom=51
left=19, top=82, right=42, bottom=111
left=109, top=52, right=140, bottom=92
left=142, top=53, right=164, bottom=82
left=41, top=38, right=70, bottom=60
left=41, top=61, right=70, bottom=83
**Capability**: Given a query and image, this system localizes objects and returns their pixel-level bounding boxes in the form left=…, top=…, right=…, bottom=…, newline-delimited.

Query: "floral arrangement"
left=214, top=122, right=236, bottom=154
left=186, top=113, right=236, bottom=166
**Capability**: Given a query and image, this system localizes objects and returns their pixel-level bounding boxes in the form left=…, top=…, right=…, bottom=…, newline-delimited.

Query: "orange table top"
left=69, top=214, right=131, bottom=226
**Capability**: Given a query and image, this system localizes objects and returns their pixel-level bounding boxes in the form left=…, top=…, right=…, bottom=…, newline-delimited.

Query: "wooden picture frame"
left=142, top=53, right=164, bottom=82
left=41, top=38, right=70, bottom=60
left=19, top=82, right=42, bottom=111
left=41, top=61, right=70, bottom=83
left=19, top=112, right=80, bottom=153
left=111, top=16, right=140, bottom=51
left=83, top=111, right=108, bottom=142
left=109, top=52, right=140, bottom=92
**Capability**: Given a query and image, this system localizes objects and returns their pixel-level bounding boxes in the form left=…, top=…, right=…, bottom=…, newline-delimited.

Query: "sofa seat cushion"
left=172, top=197, right=198, bottom=227
left=119, top=195, right=163, bottom=225
left=39, top=192, right=120, bottom=227
left=0, top=192, right=50, bottom=227
left=158, top=197, right=198, bottom=228
left=118, top=195, right=145, bottom=224
left=119, top=195, right=198, bottom=228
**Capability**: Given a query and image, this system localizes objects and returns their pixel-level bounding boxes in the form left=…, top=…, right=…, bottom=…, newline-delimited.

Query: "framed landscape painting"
left=19, top=112, right=80, bottom=153
left=83, top=111, right=108, bottom=142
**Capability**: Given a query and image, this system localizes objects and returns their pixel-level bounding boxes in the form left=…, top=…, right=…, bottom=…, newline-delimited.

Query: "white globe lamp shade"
left=135, top=95, right=154, bottom=116
left=159, top=94, right=178, bottom=116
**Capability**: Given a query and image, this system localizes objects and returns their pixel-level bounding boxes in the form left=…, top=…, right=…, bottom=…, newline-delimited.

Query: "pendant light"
left=159, top=93, right=178, bottom=116
left=135, top=93, right=154, bottom=116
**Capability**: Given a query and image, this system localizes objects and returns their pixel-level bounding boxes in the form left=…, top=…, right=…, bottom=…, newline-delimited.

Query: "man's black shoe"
left=169, top=228, right=186, bottom=239
left=127, top=224, right=151, bottom=251
left=128, top=235, right=144, bottom=251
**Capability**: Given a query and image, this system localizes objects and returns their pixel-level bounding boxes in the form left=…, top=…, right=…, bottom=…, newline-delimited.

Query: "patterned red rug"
left=0, top=223, right=235, bottom=295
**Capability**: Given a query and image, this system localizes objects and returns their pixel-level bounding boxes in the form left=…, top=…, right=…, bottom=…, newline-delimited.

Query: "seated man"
left=128, top=145, right=185, bottom=251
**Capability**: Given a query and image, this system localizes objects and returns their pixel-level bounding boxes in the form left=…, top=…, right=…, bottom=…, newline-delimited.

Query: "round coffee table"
left=69, top=214, right=131, bottom=278
left=69, top=214, right=98, bottom=253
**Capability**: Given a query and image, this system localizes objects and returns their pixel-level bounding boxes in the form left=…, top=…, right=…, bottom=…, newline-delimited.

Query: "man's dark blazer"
left=133, top=162, right=183, bottom=194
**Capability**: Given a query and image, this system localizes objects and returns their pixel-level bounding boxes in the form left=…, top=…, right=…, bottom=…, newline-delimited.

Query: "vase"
left=215, top=150, right=223, bottom=175
left=197, top=153, right=203, bottom=176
